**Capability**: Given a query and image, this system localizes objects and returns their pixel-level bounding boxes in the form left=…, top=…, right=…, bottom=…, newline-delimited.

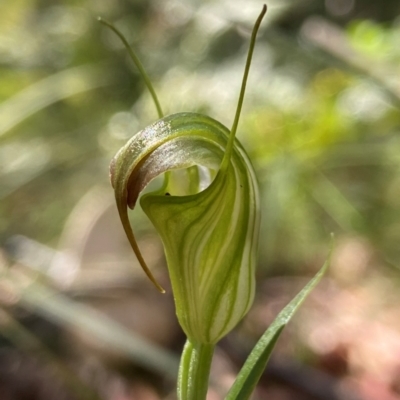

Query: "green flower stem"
left=178, top=340, right=215, bottom=400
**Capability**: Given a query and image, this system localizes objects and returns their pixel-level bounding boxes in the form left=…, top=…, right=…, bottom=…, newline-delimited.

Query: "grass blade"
left=225, top=243, right=332, bottom=400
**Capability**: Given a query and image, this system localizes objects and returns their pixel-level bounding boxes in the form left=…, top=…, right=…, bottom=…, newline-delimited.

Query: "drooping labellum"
left=103, top=5, right=266, bottom=343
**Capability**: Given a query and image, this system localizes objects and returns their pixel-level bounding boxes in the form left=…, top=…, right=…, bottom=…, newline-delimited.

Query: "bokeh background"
left=1, top=0, right=400, bottom=399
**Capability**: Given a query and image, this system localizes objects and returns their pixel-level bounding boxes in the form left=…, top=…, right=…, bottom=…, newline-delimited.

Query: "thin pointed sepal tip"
left=98, top=17, right=112, bottom=27
left=153, top=277, right=166, bottom=293
left=259, top=4, right=267, bottom=19
left=139, top=262, right=166, bottom=293
left=152, top=279, right=166, bottom=294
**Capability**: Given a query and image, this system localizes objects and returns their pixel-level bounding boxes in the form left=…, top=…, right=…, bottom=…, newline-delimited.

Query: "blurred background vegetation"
left=1, top=0, right=400, bottom=399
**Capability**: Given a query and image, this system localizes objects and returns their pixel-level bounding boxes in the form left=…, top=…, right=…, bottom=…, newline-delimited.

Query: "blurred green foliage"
left=0, top=2, right=400, bottom=399
left=0, top=0, right=399, bottom=275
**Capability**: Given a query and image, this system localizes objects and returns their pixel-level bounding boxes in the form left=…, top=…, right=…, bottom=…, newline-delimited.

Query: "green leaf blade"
left=225, top=252, right=331, bottom=400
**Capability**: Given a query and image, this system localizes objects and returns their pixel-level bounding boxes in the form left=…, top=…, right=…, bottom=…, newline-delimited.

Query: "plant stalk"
left=178, top=339, right=215, bottom=400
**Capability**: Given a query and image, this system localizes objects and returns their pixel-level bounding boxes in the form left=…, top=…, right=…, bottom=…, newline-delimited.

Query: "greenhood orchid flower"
left=110, top=112, right=260, bottom=344
left=105, top=5, right=265, bottom=345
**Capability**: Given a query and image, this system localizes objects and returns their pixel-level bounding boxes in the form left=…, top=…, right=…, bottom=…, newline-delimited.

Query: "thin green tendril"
left=221, top=4, right=267, bottom=172
left=98, top=17, right=164, bottom=119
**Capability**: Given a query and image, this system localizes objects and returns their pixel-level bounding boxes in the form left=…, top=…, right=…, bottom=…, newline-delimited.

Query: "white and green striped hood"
left=111, top=112, right=260, bottom=344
